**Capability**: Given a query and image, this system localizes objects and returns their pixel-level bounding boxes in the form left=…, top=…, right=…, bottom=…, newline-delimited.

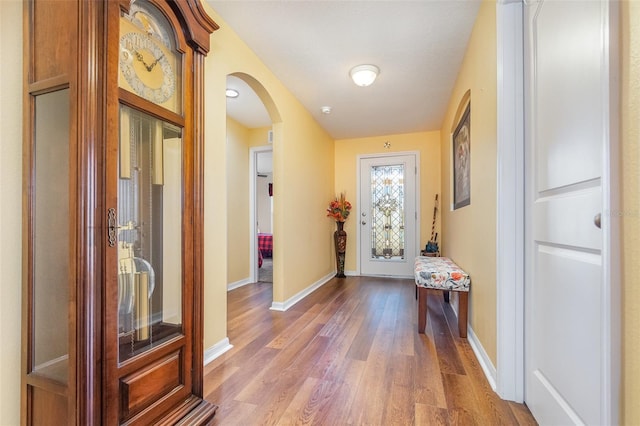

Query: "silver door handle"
left=594, top=213, right=601, bottom=229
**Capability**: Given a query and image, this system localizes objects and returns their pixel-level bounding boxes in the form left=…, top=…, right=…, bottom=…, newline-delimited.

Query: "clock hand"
left=147, top=53, right=165, bottom=71
left=133, top=50, right=153, bottom=71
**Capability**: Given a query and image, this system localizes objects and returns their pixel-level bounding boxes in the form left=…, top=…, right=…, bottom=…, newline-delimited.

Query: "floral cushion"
left=414, top=256, right=470, bottom=292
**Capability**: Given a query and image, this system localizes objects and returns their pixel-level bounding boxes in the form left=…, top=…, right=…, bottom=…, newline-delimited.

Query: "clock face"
left=118, top=2, right=182, bottom=113
left=120, top=32, right=176, bottom=104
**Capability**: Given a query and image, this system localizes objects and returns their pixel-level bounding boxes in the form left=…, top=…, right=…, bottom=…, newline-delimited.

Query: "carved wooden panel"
left=30, top=0, right=75, bottom=83
left=120, top=351, right=183, bottom=419
left=30, top=386, right=67, bottom=425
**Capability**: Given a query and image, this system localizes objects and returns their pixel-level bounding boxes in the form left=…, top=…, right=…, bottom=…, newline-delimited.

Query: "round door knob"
left=594, top=213, right=601, bottom=229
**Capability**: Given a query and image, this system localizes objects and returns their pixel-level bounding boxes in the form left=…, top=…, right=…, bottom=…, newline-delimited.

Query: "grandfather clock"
left=22, top=0, right=218, bottom=424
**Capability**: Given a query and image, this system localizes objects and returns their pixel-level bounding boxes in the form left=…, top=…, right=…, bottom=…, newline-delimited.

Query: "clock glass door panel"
left=118, top=105, right=183, bottom=362
left=32, top=89, right=70, bottom=383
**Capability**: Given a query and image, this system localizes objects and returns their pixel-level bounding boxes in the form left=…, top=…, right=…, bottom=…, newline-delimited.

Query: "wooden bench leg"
left=418, top=286, right=427, bottom=334
left=458, top=291, right=469, bottom=338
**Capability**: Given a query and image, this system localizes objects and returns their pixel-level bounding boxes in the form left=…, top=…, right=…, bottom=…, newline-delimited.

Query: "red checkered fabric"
left=258, top=233, right=273, bottom=258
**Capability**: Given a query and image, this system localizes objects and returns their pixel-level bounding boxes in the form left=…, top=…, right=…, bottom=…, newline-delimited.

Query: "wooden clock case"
left=21, top=0, right=218, bottom=424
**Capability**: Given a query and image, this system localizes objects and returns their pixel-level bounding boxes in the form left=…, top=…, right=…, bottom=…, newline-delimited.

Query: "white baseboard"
left=227, top=278, right=252, bottom=291
left=270, top=272, right=335, bottom=311
left=467, top=325, right=498, bottom=391
left=203, top=337, right=233, bottom=366
left=447, top=293, right=497, bottom=391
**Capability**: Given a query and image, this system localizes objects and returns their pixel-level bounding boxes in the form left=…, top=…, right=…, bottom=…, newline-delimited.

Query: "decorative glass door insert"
left=370, top=164, right=406, bottom=260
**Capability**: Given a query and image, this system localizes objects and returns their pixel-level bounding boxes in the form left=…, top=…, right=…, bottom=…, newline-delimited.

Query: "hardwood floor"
left=204, top=276, right=537, bottom=425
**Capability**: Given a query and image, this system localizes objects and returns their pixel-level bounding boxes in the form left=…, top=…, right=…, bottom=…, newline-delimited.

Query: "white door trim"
left=249, top=145, right=273, bottom=284
left=599, top=1, right=621, bottom=422
left=495, top=0, right=525, bottom=403
left=356, top=151, right=420, bottom=276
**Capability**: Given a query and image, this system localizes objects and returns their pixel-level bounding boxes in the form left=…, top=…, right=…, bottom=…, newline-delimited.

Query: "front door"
left=524, top=0, right=617, bottom=424
left=359, top=154, right=418, bottom=277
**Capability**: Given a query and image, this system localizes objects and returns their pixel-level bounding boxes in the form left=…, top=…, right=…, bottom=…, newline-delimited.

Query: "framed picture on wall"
left=453, top=103, right=471, bottom=209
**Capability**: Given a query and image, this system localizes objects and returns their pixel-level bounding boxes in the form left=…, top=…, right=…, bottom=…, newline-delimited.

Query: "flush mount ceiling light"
left=349, top=64, right=379, bottom=87
left=321, top=106, right=332, bottom=114
left=225, top=88, right=239, bottom=98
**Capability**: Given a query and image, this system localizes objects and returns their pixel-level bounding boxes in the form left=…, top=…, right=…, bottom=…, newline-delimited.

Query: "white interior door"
left=359, top=154, right=417, bottom=277
left=524, top=1, right=617, bottom=424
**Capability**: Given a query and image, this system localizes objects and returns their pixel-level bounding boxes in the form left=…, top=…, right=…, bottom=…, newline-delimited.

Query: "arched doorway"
left=225, top=72, right=281, bottom=307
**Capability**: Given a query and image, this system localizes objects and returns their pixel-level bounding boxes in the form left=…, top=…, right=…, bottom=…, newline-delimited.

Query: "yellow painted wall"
left=0, top=1, right=23, bottom=423
left=226, top=117, right=252, bottom=285
left=621, top=1, right=640, bottom=423
left=440, top=0, right=498, bottom=364
left=249, top=126, right=273, bottom=148
left=203, top=4, right=335, bottom=347
left=334, top=132, right=441, bottom=272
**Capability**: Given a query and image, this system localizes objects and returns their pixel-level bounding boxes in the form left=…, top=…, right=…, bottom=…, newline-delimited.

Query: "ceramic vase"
left=334, top=221, right=347, bottom=278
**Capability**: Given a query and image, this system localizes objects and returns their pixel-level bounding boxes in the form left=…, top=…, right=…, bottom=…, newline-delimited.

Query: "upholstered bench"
left=414, top=256, right=470, bottom=337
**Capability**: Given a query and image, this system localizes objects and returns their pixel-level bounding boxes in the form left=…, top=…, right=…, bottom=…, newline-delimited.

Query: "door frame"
left=496, top=0, right=525, bottom=403
left=356, top=151, right=420, bottom=277
left=496, top=1, right=620, bottom=423
left=249, top=145, right=273, bottom=284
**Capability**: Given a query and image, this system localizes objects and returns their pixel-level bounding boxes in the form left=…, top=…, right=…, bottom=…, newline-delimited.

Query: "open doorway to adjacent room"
left=255, top=150, right=273, bottom=283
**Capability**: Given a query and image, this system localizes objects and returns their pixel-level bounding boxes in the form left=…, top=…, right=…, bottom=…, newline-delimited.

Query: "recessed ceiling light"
left=226, top=88, right=239, bottom=98
left=321, top=106, right=332, bottom=114
left=349, top=64, right=379, bottom=87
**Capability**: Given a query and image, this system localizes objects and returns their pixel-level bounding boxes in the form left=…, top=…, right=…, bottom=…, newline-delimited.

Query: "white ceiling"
left=211, top=0, right=482, bottom=140
left=226, top=75, right=271, bottom=129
